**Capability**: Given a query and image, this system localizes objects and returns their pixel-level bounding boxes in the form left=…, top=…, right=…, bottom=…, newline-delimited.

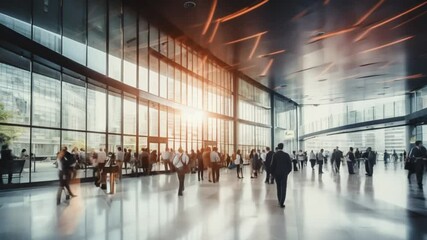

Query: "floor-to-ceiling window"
left=237, top=78, right=271, bottom=158
left=0, top=0, right=240, bottom=186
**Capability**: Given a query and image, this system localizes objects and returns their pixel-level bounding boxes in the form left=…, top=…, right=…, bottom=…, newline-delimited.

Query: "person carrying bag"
left=173, top=148, right=189, bottom=196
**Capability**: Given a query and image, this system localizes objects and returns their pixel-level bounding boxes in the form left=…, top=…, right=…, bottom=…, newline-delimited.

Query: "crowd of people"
left=2, top=141, right=427, bottom=208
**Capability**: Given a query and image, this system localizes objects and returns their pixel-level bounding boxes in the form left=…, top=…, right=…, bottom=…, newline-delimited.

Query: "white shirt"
left=210, top=151, right=220, bottom=163
left=309, top=152, right=316, bottom=160
left=161, top=151, right=171, bottom=160
left=173, top=153, right=189, bottom=168
left=260, top=152, right=266, bottom=162
left=116, top=150, right=124, bottom=161
left=297, top=152, right=305, bottom=161
left=234, top=154, right=241, bottom=165
left=57, top=158, right=63, bottom=171
left=317, top=152, right=324, bottom=160
left=97, top=151, right=107, bottom=163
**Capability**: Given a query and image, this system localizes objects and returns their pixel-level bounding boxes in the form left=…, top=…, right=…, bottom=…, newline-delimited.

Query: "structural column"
left=233, top=71, right=239, bottom=152
left=270, top=93, right=275, bottom=150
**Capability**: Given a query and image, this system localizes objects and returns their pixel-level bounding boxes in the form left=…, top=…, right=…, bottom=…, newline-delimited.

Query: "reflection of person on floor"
left=0, top=144, right=13, bottom=184
left=270, top=143, right=292, bottom=208
left=56, top=148, right=77, bottom=205
left=173, top=148, right=189, bottom=196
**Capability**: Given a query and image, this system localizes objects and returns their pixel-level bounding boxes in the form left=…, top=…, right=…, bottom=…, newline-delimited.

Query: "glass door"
left=148, top=137, right=168, bottom=172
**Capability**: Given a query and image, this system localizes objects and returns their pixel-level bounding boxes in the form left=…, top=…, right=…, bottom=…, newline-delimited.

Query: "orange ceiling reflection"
left=202, top=0, right=218, bottom=35
left=354, top=1, right=427, bottom=42
left=360, top=36, right=414, bottom=54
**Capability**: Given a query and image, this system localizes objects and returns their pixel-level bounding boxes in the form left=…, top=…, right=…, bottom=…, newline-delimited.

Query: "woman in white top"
left=234, top=150, right=243, bottom=179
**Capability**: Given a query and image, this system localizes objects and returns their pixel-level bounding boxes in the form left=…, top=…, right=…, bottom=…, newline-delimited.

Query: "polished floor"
left=0, top=162, right=427, bottom=240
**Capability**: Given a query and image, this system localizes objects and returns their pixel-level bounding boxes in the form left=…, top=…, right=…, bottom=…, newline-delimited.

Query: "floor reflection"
left=0, top=163, right=427, bottom=239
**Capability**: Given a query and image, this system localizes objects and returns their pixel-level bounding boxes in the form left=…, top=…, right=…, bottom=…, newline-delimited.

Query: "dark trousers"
left=56, top=170, right=73, bottom=202
left=0, top=172, right=12, bottom=184
left=163, top=160, right=170, bottom=172
left=310, top=160, right=316, bottom=168
left=215, top=163, right=220, bottom=182
left=335, top=160, right=341, bottom=172
left=299, top=161, right=304, bottom=170
left=347, top=161, right=354, bottom=174
left=275, top=175, right=289, bottom=206
left=318, top=162, right=323, bottom=173
left=265, top=169, right=274, bottom=183
left=212, top=163, right=219, bottom=182
left=365, top=160, right=373, bottom=176
left=416, top=160, right=424, bottom=187
left=198, top=162, right=204, bottom=180
left=237, top=164, right=243, bottom=178
left=177, top=169, right=185, bottom=195
left=292, top=160, right=298, bottom=171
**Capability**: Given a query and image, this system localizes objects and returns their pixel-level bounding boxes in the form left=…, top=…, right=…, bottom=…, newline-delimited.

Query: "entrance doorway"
left=203, top=140, right=217, bottom=149
left=148, top=137, right=168, bottom=172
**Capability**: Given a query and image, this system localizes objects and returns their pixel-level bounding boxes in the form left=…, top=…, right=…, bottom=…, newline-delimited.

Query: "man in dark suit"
left=408, top=141, right=426, bottom=189
left=264, top=147, right=274, bottom=184
left=270, top=143, right=292, bottom=208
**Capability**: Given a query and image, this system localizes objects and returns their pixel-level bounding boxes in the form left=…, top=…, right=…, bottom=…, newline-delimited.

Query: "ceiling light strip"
left=202, top=0, right=218, bottom=35
left=308, top=27, right=356, bottom=43
left=248, top=35, right=262, bottom=59
left=208, top=20, right=221, bottom=43
left=391, top=10, right=427, bottom=29
left=353, top=0, right=385, bottom=26
left=354, top=1, right=427, bottom=42
left=258, top=49, right=286, bottom=58
left=224, top=31, right=268, bottom=45
left=220, top=0, right=269, bottom=22
left=260, top=59, right=274, bottom=76
left=360, top=35, right=414, bottom=54
left=378, top=74, right=424, bottom=83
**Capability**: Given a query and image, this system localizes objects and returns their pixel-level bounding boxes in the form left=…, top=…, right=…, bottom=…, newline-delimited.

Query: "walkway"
left=0, top=162, right=426, bottom=240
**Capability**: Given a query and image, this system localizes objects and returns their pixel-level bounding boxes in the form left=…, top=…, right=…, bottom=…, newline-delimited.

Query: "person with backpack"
left=173, top=147, right=189, bottom=196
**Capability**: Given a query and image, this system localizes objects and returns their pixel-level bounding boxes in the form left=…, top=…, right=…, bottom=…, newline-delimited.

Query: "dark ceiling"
left=143, top=0, right=427, bottom=105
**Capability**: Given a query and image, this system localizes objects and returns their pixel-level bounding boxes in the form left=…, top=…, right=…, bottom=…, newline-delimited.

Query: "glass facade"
left=3, top=0, right=418, bottom=186
left=301, top=96, right=407, bottom=136
left=274, top=97, right=298, bottom=152
left=237, top=78, right=273, bottom=157
left=0, top=0, right=252, bottom=185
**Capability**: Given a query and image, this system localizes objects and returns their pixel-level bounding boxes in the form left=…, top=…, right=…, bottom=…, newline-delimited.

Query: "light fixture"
left=184, top=1, right=196, bottom=9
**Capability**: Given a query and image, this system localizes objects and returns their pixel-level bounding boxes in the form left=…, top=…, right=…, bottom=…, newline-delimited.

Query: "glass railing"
left=300, top=99, right=407, bottom=136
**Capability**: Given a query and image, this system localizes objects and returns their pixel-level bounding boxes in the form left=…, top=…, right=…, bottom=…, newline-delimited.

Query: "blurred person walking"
left=270, top=143, right=292, bottom=208
left=173, top=148, right=189, bottom=196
